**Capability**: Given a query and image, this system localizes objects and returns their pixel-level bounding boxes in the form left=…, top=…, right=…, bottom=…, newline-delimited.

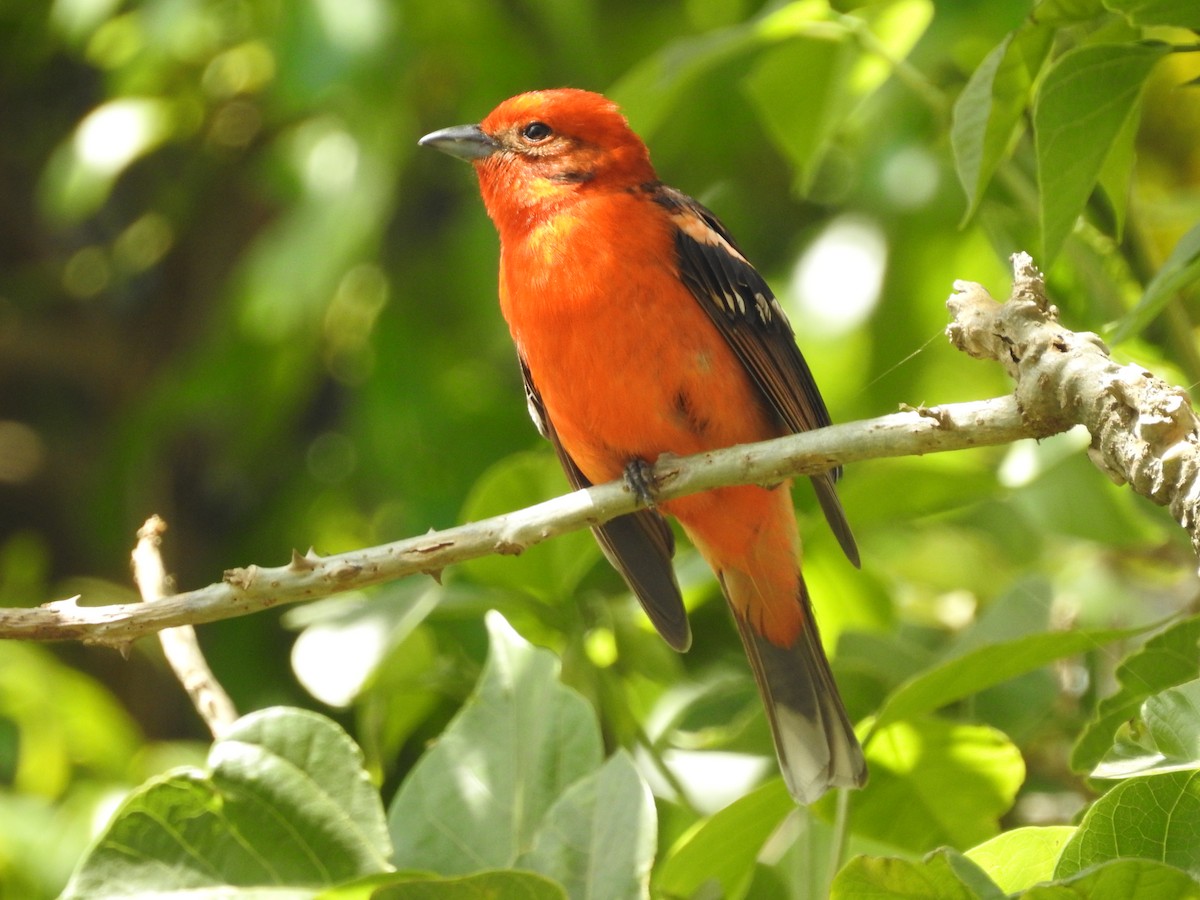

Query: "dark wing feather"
left=653, top=185, right=860, bottom=567
left=520, top=357, right=692, bottom=651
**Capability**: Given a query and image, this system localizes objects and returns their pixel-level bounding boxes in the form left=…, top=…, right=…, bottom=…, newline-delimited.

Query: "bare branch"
left=0, top=395, right=1043, bottom=646
left=132, top=516, right=238, bottom=737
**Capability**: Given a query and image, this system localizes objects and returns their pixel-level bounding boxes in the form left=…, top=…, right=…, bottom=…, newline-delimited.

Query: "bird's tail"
left=726, top=574, right=867, bottom=804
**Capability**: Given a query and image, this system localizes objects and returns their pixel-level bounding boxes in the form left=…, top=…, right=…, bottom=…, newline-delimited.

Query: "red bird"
left=421, top=89, right=866, bottom=803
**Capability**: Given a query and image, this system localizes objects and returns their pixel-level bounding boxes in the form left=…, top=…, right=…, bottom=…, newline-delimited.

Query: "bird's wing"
left=519, top=356, right=692, bottom=650
left=653, top=185, right=859, bottom=567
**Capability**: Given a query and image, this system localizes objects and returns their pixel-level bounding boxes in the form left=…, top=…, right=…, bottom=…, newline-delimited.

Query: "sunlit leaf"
left=1034, top=42, right=1169, bottom=264
left=388, top=613, right=603, bottom=875
left=62, top=708, right=392, bottom=898
left=655, top=778, right=793, bottom=899
left=965, top=826, right=1076, bottom=893
left=520, top=751, right=656, bottom=900
left=853, top=719, right=1024, bottom=851
left=287, top=582, right=442, bottom=708
left=611, top=0, right=835, bottom=139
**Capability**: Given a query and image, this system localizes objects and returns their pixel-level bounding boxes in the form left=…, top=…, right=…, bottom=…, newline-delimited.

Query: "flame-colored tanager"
left=421, top=88, right=866, bottom=803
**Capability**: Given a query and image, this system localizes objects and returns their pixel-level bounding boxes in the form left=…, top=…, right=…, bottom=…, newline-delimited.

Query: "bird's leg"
left=623, top=458, right=658, bottom=508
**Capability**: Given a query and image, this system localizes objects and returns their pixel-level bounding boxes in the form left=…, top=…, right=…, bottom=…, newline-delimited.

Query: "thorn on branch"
left=289, top=549, right=318, bottom=572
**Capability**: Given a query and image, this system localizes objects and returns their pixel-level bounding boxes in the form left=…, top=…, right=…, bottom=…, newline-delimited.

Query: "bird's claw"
left=623, top=459, right=658, bottom=507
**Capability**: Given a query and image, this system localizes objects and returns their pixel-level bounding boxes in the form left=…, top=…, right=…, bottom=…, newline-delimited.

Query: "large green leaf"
left=832, top=849, right=1005, bottom=899
left=872, top=623, right=1149, bottom=731
left=853, top=719, right=1024, bottom=851
left=952, top=24, right=1054, bottom=219
left=388, top=612, right=604, bottom=875
left=1056, top=770, right=1200, bottom=880
left=655, top=778, right=793, bottom=899
left=62, top=708, right=392, bottom=898
left=1072, top=614, right=1200, bottom=772
left=519, top=750, right=656, bottom=900
left=1034, top=42, right=1169, bottom=264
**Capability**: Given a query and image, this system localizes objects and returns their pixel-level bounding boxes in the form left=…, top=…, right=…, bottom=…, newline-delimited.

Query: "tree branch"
left=1, top=396, right=1042, bottom=647
left=5, top=252, right=1197, bottom=647
left=948, top=252, right=1200, bottom=560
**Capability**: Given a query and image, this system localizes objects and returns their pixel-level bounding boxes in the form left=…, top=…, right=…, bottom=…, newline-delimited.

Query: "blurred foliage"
left=2, top=0, right=1200, bottom=896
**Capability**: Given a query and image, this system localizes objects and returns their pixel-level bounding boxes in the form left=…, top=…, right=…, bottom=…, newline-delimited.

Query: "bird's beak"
left=418, top=124, right=500, bottom=161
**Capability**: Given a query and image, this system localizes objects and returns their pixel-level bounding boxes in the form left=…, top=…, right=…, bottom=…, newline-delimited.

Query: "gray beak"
left=418, top=124, right=500, bottom=161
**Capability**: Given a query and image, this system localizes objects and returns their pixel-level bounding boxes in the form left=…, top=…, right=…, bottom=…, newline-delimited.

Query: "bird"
left=419, top=88, right=866, bottom=803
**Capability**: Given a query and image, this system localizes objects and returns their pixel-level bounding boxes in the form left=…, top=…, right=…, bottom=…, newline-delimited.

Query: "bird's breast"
left=497, top=201, right=777, bottom=486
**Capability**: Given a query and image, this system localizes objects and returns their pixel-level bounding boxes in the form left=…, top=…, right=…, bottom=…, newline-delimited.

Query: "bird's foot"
left=623, top=459, right=658, bottom=508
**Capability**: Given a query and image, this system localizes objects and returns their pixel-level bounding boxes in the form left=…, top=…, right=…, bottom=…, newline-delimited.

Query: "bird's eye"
left=521, top=121, right=553, bottom=142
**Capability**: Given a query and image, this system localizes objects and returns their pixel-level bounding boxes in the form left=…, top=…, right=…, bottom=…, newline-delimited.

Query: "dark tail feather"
left=730, top=581, right=867, bottom=804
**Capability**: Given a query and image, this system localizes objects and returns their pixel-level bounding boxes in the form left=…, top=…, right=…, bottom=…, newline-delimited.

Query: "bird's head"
left=419, top=89, right=657, bottom=231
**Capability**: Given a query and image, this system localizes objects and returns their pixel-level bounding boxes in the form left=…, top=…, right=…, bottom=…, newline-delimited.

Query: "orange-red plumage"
left=421, top=88, right=866, bottom=802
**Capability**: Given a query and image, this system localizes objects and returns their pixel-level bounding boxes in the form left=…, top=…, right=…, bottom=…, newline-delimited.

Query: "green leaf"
left=655, top=778, right=793, bottom=899
left=373, top=870, right=567, bottom=899
left=388, top=612, right=604, bottom=875
left=1110, top=220, right=1200, bottom=343
left=854, top=719, right=1024, bottom=851
left=1025, top=859, right=1200, bottom=898
left=1056, top=770, right=1200, bottom=880
left=1095, top=94, right=1140, bottom=240
left=1103, top=0, right=1200, bottom=28
left=832, top=848, right=1006, bottom=899
left=519, top=750, right=656, bottom=900
left=1034, top=42, right=1169, bottom=264
left=1031, top=0, right=1108, bottom=24
left=62, top=708, right=392, bottom=898
left=872, top=623, right=1149, bottom=731
left=744, top=0, right=931, bottom=193
left=1072, top=614, right=1200, bottom=772
left=460, top=451, right=600, bottom=602
left=965, top=826, right=1076, bottom=893
left=319, top=869, right=569, bottom=899
left=1094, top=679, right=1200, bottom=779
left=611, top=0, right=837, bottom=140
left=743, top=34, right=859, bottom=194
left=952, top=24, right=1054, bottom=220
